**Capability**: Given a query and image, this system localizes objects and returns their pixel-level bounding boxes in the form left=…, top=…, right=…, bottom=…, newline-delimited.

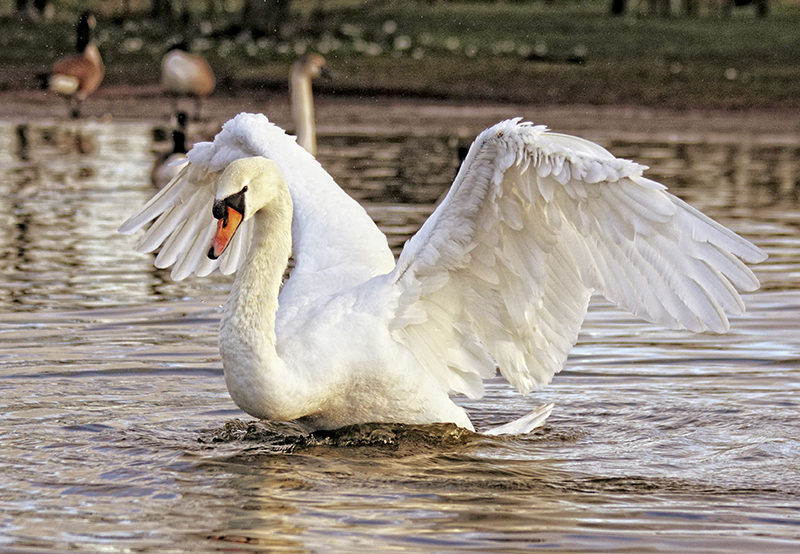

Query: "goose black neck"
left=76, top=12, right=93, bottom=53
left=172, top=130, right=187, bottom=155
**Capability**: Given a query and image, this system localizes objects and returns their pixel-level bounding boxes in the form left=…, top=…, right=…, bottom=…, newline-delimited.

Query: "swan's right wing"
left=388, top=119, right=766, bottom=399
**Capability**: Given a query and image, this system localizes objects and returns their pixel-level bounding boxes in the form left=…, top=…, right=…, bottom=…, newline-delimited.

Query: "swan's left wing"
left=117, top=115, right=286, bottom=280
left=118, top=149, right=253, bottom=280
left=120, top=113, right=395, bottom=286
left=388, top=119, right=766, bottom=399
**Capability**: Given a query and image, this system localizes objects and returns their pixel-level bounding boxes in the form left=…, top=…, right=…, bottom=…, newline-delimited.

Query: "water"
left=1, top=116, right=799, bottom=553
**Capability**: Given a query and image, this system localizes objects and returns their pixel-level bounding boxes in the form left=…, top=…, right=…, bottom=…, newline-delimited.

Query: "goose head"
left=208, top=157, right=290, bottom=259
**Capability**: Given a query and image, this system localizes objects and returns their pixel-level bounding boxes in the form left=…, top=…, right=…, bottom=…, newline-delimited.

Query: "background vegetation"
left=2, top=0, right=799, bottom=109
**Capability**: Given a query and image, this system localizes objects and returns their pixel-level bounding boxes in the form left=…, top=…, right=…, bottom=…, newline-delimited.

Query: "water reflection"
left=0, top=118, right=799, bottom=553
left=195, top=449, right=571, bottom=552
left=606, top=137, right=800, bottom=207
left=1, top=120, right=165, bottom=310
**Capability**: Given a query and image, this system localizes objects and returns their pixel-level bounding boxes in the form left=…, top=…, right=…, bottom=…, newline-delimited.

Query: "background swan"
left=120, top=113, right=766, bottom=435
left=290, top=54, right=331, bottom=156
left=47, top=12, right=104, bottom=119
left=161, top=43, right=215, bottom=121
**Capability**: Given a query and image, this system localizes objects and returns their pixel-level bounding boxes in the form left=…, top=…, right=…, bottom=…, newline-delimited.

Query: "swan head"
left=292, top=53, right=333, bottom=80
left=208, top=156, right=289, bottom=260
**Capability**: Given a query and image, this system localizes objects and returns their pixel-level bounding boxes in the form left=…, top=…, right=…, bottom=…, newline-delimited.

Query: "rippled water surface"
left=1, top=117, right=799, bottom=553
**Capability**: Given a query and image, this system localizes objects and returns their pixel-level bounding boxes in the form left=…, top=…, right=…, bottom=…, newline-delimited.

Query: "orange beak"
left=208, top=206, right=243, bottom=260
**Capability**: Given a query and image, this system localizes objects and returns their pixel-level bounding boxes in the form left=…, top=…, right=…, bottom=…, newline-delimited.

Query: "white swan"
left=119, top=113, right=766, bottom=435
left=290, top=54, right=330, bottom=156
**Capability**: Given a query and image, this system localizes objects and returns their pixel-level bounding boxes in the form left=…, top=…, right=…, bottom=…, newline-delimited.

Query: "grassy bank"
left=2, top=1, right=799, bottom=110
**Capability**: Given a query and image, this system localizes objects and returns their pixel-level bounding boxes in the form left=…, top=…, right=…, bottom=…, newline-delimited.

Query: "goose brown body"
left=161, top=46, right=215, bottom=120
left=48, top=12, right=104, bottom=118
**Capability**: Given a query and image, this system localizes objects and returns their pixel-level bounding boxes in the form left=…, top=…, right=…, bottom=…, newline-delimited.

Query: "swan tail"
left=483, top=403, right=555, bottom=436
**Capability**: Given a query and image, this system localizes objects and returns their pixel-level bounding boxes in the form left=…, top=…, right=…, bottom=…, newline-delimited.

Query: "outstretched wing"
left=118, top=152, right=252, bottom=280
left=389, top=119, right=766, bottom=398
left=120, top=113, right=395, bottom=287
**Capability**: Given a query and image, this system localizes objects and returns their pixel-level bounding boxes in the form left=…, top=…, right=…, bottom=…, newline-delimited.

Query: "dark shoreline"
left=3, top=86, right=800, bottom=142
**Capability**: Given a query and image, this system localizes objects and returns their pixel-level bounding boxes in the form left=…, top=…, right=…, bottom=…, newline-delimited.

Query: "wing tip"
left=118, top=213, right=150, bottom=236
left=747, top=245, right=769, bottom=265
left=117, top=219, right=137, bottom=235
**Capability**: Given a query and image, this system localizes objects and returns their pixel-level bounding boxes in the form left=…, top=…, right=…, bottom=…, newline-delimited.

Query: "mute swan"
left=161, top=43, right=216, bottom=121
left=120, top=113, right=766, bottom=435
left=290, top=54, right=331, bottom=156
left=151, top=112, right=189, bottom=189
left=48, top=12, right=104, bottom=119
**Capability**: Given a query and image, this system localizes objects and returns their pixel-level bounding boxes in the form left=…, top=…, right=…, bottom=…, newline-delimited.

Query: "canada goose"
left=48, top=12, right=104, bottom=119
left=151, top=112, right=189, bottom=189
left=290, top=54, right=332, bottom=156
left=161, top=43, right=215, bottom=121
left=120, top=113, right=766, bottom=434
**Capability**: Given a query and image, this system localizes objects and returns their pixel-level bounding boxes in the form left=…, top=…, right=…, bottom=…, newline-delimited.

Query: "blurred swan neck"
left=290, top=69, right=316, bottom=155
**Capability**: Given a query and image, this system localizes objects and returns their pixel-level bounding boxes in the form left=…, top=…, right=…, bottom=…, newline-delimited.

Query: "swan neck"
left=220, top=193, right=296, bottom=420
left=290, top=70, right=316, bottom=155
left=225, top=202, right=292, bottom=346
